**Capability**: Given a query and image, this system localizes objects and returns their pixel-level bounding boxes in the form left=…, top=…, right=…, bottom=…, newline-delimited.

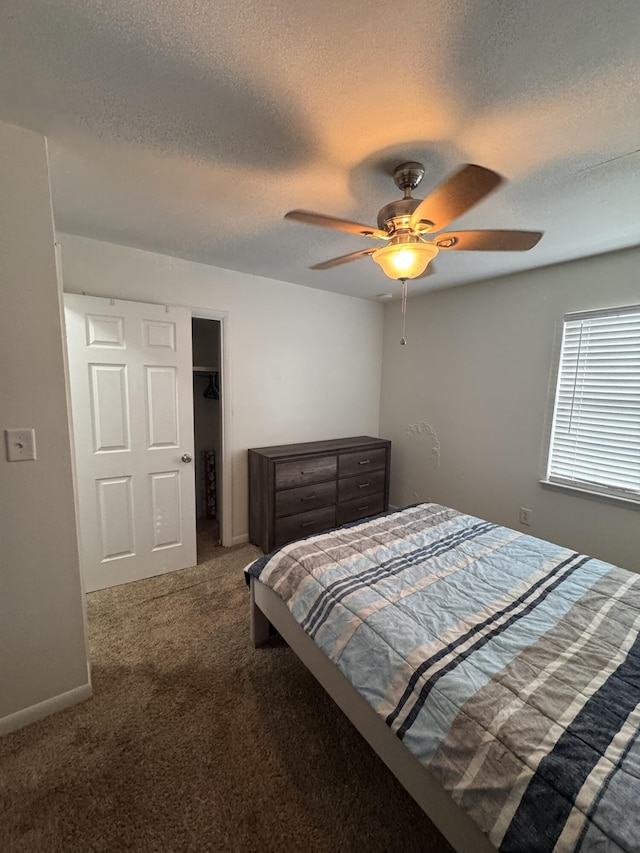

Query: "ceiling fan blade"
left=285, top=209, right=389, bottom=241
left=310, top=248, right=376, bottom=270
left=410, top=165, right=504, bottom=233
left=434, top=230, right=543, bottom=251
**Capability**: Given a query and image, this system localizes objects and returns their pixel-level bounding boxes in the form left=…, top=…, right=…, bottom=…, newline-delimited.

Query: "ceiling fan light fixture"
left=372, top=238, right=439, bottom=280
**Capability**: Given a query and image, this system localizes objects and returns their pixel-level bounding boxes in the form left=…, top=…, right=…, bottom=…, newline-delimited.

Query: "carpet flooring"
left=1, top=540, right=453, bottom=852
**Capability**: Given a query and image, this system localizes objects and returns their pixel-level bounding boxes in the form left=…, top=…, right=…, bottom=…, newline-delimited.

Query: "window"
left=545, top=304, right=640, bottom=504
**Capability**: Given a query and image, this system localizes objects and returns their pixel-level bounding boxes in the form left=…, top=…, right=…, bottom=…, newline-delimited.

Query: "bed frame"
left=250, top=574, right=496, bottom=853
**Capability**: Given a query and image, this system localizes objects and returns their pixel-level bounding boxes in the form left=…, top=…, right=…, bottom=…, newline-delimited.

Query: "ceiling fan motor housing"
left=379, top=162, right=431, bottom=233
left=377, top=197, right=422, bottom=232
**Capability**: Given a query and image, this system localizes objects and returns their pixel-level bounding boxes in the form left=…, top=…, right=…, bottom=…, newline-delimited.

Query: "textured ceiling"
left=1, top=0, right=639, bottom=299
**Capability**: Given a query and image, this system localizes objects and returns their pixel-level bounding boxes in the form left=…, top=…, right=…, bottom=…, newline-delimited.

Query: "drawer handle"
left=358, top=505, right=369, bottom=512
left=300, top=521, right=315, bottom=528
left=358, top=482, right=370, bottom=489
left=358, top=459, right=371, bottom=465
left=301, top=494, right=317, bottom=501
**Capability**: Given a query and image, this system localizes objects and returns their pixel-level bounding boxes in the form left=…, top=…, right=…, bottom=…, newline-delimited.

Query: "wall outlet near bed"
left=519, top=507, right=533, bottom=526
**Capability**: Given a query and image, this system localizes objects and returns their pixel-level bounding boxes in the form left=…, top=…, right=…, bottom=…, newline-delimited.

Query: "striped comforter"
left=246, top=503, right=640, bottom=853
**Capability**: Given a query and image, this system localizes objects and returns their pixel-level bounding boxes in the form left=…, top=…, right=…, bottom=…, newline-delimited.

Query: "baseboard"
left=233, top=533, right=250, bottom=546
left=388, top=503, right=400, bottom=512
left=0, top=682, right=92, bottom=736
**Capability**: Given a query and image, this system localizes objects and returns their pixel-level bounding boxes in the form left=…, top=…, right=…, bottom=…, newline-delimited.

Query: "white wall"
left=58, top=234, right=385, bottom=543
left=0, top=123, right=90, bottom=733
left=380, top=247, right=640, bottom=572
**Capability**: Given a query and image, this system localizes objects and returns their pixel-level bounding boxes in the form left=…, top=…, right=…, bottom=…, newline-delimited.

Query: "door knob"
left=181, top=453, right=193, bottom=463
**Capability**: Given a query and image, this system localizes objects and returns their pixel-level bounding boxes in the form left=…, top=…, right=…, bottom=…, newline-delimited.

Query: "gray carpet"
left=1, top=540, right=453, bottom=852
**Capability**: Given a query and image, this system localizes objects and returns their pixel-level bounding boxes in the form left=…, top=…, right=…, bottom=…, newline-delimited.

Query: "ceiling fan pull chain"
left=400, top=278, right=408, bottom=346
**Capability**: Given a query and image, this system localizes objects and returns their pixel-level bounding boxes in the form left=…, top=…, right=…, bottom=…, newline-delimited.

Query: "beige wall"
left=0, top=123, right=89, bottom=732
left=58, top=234, right=385, bottom=543
left=380, top=247, right=640, bottom=572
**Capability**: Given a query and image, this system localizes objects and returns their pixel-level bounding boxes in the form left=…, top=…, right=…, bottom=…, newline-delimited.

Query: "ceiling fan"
left=284, top=161, right=543, bottom=343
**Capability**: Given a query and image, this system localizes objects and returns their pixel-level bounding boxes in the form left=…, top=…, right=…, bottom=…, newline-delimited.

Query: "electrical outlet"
left=5, top=428, right=37, bottom=461
left=519, top=507, right=533, bottom=526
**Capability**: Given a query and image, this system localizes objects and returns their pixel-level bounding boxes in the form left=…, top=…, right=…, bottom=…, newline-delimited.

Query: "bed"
left=245, top=503, right=640, bottom=853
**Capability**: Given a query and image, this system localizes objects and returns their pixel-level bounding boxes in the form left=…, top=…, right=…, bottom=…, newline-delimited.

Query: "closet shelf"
left=193, top=365, right=219, bottom=374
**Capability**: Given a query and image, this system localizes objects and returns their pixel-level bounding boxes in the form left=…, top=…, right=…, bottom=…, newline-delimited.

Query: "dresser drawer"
left=275, top=505, right=336, bottom=547
left=275, top=480, right=336, bottom=518
left=336, top=494, right=385, bottom=526
left=338, top=468, right=385, bottom=503
left=275, top=455, right=337, bottom=490
left=339, top=447, right=387, bottom=478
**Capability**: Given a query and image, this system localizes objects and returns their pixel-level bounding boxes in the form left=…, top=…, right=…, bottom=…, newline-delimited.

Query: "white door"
left=64, top=294, right=197, bottom=592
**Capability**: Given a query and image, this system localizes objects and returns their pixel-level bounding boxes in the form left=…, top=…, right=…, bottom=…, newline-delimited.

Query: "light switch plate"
left=5, top=428, right=37, bottom=461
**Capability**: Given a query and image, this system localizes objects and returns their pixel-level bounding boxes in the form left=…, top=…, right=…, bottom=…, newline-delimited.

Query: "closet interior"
left=192, top=317, right=222, bottom=557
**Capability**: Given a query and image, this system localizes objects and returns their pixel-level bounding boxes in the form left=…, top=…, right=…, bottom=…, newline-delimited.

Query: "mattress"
left=246, top=503, right=640, bottom=853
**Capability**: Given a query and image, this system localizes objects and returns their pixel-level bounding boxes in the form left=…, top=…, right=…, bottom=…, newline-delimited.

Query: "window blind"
left=547, top=305, right=640, bottom=502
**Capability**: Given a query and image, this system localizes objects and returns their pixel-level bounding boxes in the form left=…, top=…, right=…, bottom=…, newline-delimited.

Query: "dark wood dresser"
left=248, top=436, right=391, bottom=553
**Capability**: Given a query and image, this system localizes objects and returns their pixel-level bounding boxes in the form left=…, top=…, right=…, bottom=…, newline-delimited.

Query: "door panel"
left=97, top=476, right=135, bottom=560
left=146, top=366, right=178, bottom=448
left=142, top=318, right=176, bottom=350
left=90, top=363, right=130, bottom=451
left=86, top=313, right=125, bottom=347
left=65, top=294, right=197, bottom=591
left=150, top=471, right=183, bottom=549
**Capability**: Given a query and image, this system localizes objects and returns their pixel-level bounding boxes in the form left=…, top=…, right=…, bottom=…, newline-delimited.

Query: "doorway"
left=192, top=317, right=223, bottom=562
